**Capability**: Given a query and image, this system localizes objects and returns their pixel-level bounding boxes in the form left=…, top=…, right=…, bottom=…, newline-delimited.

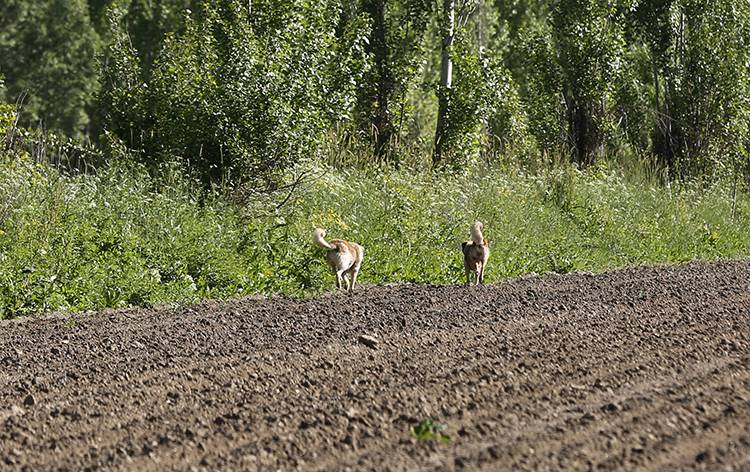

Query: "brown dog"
left=461, top=221, right=490, bottom=286
left=313, top=228, right=364, bottom=292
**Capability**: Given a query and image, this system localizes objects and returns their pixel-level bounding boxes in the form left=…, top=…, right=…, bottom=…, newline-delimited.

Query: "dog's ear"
left=484, top=238, right=490, bottom=246
left=461, top=241, right=468, bottom=252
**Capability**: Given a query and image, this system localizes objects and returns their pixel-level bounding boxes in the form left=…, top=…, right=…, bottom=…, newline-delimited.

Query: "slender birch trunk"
left=433, top=0, right=455, bottom=167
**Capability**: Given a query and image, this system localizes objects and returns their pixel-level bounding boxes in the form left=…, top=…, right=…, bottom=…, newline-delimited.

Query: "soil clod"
left=357, top=335, right=379, bottom=349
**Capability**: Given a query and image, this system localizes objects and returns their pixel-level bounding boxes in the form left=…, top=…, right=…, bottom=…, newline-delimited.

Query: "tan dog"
left=461, top=221, right=490, bottom=286
left=313, top=228, right=364, bottom=292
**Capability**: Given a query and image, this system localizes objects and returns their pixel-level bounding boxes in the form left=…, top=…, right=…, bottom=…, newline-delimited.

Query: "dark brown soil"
left=1, top=260, right=749, bottom=471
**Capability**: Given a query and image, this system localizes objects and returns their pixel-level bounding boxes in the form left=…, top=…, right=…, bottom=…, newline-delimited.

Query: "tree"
left=103, top=0, right=369, bottom=186
left=491, top=0, right=550, bottom=86
left=628, top=0, right=750, bottom=179
left=355, top=0, right=433, bottom=164
left=551, top=0, right=628, bottom=166
left=115, top=0, right=199, bottom=79
left=432, top=0, right=456, bottom=166
left=433, top=0, right=478, bottom=166
left=0, top=0, right=100, bottom=138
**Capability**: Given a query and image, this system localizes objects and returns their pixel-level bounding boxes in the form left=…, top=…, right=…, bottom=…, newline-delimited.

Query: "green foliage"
left=518, top=29, right=566, bottom=155
left=672, top=0, right=750, bottom=179
left=0, top=0, right=100, bottom=137
left=440, top=35, right=538, bottom=167
left=103, top=0, right=366, bottom=185
left=99, top=5, right=150, bottom=153
left=118, top=0, right=199, bottom=76
left=354, top=0, right=435, bottom=163
left=0, top=154, right=245, bottom=316
left=480, top=59, right=538, bottom=164
left=0, top=0, right=746, bottom=181
left=551, top=0, right=629, bottom=165
left=435, top=35, right=486, bottom=167
left=626, top=0, right=750, bottom=179
left=0, top=103, right=15, bottom=138
left=412, top=419, right=451, bottom=443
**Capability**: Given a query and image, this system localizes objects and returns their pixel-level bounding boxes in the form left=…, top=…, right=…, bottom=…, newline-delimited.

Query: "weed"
left=411, top=418, right=451, bottom=444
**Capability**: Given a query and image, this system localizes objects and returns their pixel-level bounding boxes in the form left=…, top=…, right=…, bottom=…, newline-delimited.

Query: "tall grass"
left=0, top=153, right=748, bottom=318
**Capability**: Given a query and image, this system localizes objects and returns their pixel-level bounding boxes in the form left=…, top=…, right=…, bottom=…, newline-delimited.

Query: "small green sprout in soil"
left=411, top=418, right=451, bottom=444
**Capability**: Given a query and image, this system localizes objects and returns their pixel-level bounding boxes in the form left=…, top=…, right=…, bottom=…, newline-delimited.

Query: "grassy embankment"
left=0, top=154, right=748, bottom=318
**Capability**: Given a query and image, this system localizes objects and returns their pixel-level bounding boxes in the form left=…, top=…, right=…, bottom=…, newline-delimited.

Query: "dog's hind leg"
left=335, top=271, right=345, bottom=290
left=480, top=252, right=489, bottom=284
left=347, top=249, right=364, bottom=293
left=345, top=263, right=361, bottom=293
left=347, top=268, right=357, bottom=293
left=464, top=263, right=471, bottom=286
left=475, top=262, right=483, bottom=285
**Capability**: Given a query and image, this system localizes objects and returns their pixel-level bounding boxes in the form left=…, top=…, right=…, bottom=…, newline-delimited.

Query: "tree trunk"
left=432, top=0, right=455, bottom=167
left=564, top=88, right=598, bottom=167
left=652, top=59, right=676, bottom=172
left=363, top=0, right=393, bottom=162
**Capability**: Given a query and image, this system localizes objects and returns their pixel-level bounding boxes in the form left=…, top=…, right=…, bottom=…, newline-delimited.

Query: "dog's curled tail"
left=313, top=228, right=334, bottom=250
left=470, top=221, right=485, bottom=245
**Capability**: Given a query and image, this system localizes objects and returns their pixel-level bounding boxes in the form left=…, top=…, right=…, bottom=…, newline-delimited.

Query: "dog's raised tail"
left=470, top=221, right=485, bottom=245
left=313, top=228, right=334, bottom=250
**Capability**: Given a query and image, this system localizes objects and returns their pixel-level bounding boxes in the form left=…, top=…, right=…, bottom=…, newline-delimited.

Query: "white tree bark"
left=440, top=0, right=455, bottom=90
left=433, top=0, right=455, bottom=166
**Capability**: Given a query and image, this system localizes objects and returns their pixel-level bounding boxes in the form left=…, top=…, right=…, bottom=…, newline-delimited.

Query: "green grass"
left=0, top=153, right=749, bottom=318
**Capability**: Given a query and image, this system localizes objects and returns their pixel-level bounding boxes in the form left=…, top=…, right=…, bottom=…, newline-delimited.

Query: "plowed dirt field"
left=1, top=260, right=749, bottom=471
